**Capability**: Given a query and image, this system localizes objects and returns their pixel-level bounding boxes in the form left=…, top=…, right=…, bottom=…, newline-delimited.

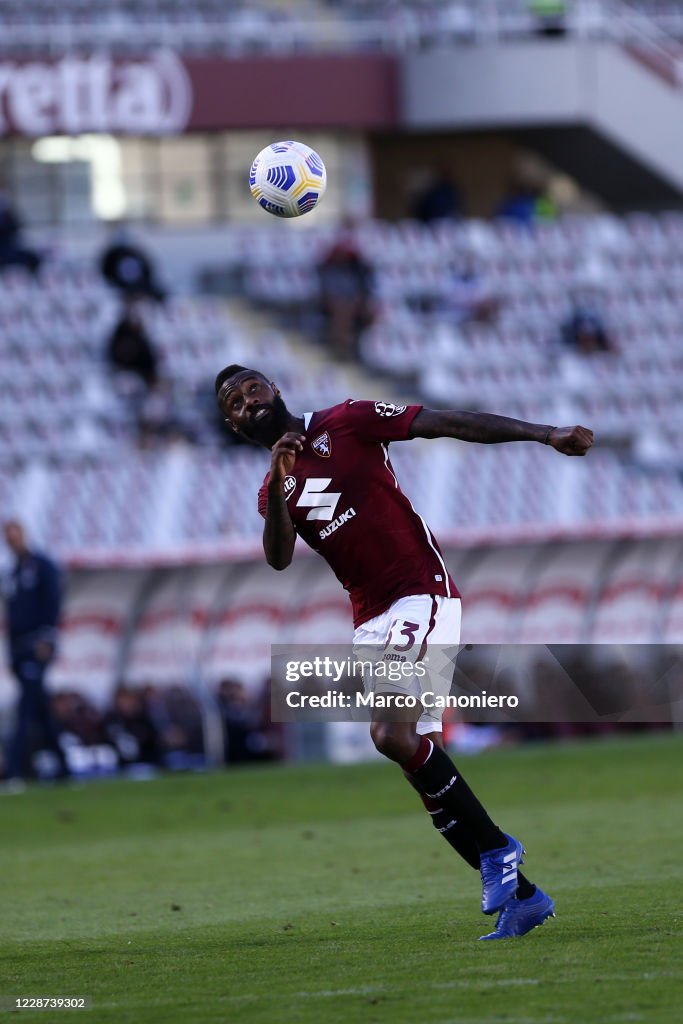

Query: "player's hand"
left=270, top=432, right=306, bottom=485
left=547, top=425, right=594, bottom=456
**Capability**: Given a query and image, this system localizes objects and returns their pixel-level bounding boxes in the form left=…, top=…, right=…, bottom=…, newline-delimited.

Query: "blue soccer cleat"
left=479, top=887, right=555, bottom=941
left=480, top=833, right=525, bottom=915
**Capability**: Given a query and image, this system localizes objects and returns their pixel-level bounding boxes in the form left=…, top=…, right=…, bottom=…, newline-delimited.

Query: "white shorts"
left=352, top=594, right=462, bottom=734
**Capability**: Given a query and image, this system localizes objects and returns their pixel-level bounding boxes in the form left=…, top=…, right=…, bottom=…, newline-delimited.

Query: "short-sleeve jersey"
left=257, top=399, right=459, bottom=628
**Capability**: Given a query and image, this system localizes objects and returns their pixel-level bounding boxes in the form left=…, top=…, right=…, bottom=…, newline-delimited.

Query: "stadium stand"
left=661, top=568, right=683, bottom=643
left=451, top=545, right=530, bottom=645
left=3, top=210, right=683, bottom=736
left=5, top=213, right=683, bottom=554
left=589, top=538, right=674, bottom=643
left=3, top=536, right=679, bottom=718
left=51, top=569, right=140, bottom=704
left=236, top=213, right=683, bottom=477
left=515, top=541, right=599, bottom=644
left=0, top=0, right=674, bottom=56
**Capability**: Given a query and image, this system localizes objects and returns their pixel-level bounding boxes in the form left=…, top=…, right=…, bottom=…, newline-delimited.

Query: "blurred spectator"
left=139, top=684, right=205, bottom=769
left=2, top=520, right=69, bottom=785
left=560, top=297, right=616, bottom=355
left=253, top=676, right=286, bottom=761
left=495, top=179, right=557, bottom=226
left=104, top=301, right=195, bottom=447
left=440, top=253, right=500, bottom=324
left=0, top=189, right=41, bottom=274
left=137, top=380, right=196, bottom=448
left=162, top=685, right=205, bottom=765
left=53, top=691, right=104, bottom=747
left=99, top=224, right=165, bottom=302
left=413, top=171, right=462, bottom=224
left=217, top=678, right=276, bottom=764
left=495, top=181, right=536, bottom=225
left=106, top=299, right=159, bottom=389
left=317, top=222, right=374, bottom=360
left=103, top=685, right=162, bottom=767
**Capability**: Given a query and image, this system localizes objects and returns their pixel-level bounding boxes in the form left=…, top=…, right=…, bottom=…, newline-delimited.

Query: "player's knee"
left=370, top=720, right=415, bottom=763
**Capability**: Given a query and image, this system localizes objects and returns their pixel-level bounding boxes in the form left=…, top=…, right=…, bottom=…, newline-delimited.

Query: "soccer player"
left=216, top=364, right=594, bottom=940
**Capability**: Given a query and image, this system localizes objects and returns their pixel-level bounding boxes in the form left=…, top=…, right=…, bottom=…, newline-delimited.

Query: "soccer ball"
left=249, top=140, right=327, bottom=218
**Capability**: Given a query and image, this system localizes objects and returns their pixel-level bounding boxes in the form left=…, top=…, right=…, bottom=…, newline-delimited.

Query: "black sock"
left=515, top=873, right=536, bottom=900
left=427, top=806, right=482, bottom=869
left=404, top=737, right=507, bottom=854
left=404, top=772, right=481, bottom=870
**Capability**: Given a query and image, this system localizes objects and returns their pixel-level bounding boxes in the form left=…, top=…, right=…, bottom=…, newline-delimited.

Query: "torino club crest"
left=374, top=401, right=407, bottom=418
left=312, top=431, right=332, bottom=457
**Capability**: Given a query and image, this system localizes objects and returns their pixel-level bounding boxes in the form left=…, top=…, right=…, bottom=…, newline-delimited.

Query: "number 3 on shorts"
left=385, top=620, right=421, bottom=652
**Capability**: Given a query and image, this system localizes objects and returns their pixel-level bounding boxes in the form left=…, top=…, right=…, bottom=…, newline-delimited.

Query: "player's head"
left=215, top=364, right=290, bottom=447
left=3, top=519, right=27, bottom=555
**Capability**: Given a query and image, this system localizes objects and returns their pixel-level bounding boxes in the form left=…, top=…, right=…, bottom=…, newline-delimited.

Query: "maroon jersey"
left=257, top=399, right=459, bottom=628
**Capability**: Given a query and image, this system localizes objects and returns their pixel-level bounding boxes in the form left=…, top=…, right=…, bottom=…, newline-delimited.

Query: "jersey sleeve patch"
left=374, top=401, right=407, bottom=418
left=341, top=399, right=422, bottom=442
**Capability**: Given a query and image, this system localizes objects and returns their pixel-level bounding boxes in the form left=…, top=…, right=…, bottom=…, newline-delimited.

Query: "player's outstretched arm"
left=408, top=409, right=594, bottom=456
left=262, top=432, right=305, bottom=569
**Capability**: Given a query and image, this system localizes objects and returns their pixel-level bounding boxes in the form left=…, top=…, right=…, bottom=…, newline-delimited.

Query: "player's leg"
left=413, top=729, right=538, bottom=899
left=398, top=725, right=535, bottom=914
left=396, top=722, right=548, bottom=937
left=366, top=595, right=526, bottom=914
left=412, top=607, right=549, bottom=934
left=363, top=595, right=507, bottom=855
left=357, top=595, right=525, bottom=914
left=365, top=638, right=505, bottom=836
left=404, top=729, right=480, bottom=869
left=371, top=709, right=528, bottom=916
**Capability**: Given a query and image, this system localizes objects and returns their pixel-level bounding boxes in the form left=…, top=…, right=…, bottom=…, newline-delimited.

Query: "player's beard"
left=243, top=394, right=290, bottom=447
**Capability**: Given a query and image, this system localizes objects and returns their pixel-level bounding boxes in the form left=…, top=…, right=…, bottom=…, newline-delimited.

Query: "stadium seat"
left=51, top=570, right=143, bottom=704
left=589, top=539, right=672, bottom=643
left=517, top=543, right=602, bottom=644
left=458, top=546, right=535, bottom=644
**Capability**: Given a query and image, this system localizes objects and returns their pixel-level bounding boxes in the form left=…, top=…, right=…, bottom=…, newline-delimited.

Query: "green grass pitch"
left=2, top=733, right=682, bottom=1023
